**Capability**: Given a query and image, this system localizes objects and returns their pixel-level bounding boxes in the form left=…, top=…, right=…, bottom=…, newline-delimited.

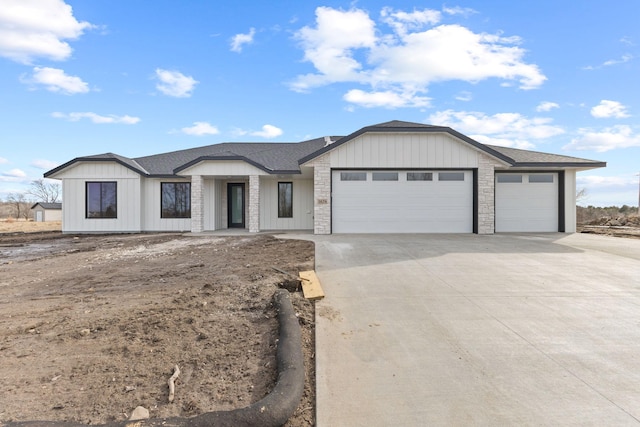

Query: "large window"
left=278, top=182, right=293, bottom=218
left=86, top=182, right=117, bottom=218
left=161, top=182, right=191, bottom=218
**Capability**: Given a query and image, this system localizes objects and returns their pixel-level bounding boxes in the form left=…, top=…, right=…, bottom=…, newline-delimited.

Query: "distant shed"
left=31, top=202, right=62, bottom=222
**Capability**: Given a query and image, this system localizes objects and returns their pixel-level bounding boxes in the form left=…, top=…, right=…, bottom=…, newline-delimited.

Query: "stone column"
left=477, top=155, right=497, bottom=234
left=191, top=175, right=204, bottom=233
left=249, top=175, right=260, bottom=232
left=311, top=156, right=331, bottom=235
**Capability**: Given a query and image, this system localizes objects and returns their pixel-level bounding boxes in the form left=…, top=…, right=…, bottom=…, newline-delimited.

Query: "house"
left=44, top=120, right=605, bottom=234
left=31, top=202, right=62, bottom=222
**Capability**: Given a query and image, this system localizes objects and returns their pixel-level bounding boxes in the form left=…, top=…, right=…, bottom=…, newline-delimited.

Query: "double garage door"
left=332, top=170, right=561, bottom=233
left=495, top=172, right=559, bottom=232
left=332, top=170, right=473, bottom=233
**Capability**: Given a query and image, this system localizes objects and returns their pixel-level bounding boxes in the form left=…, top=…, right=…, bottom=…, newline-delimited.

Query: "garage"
left=495, top=172, right=560, bottom=232
left=331, top=170, right=474, bottom=233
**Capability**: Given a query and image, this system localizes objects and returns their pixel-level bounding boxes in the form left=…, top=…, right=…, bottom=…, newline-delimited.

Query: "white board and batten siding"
left=140, top=178, right=191, bottom=232
left=328, top=133, right=480, bottom=169
left=57, top=162, right=141, bottom=233
left=178, top=160, right=268, bottom=177
left=260, top=179, right=314, bottom=230
left=495, top=172, right=559, bottom=232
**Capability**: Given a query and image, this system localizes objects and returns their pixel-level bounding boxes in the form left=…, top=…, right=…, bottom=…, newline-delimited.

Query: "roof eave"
left=173, top=155, right=301, bottom=175
left=507, top=161, right=607, bottom=169
left=44, top=156, right=148, bottom=178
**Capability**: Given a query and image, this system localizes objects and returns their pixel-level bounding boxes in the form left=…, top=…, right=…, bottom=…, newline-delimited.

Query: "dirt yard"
left=0, top=231, right=315, bottom=426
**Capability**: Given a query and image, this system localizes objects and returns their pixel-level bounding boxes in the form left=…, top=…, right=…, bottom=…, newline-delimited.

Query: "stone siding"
left=309, top=155, right=331, bottom=235
left=190, top=175, right=204, bottom=233
left=477, top=154, right=503, bottom=234
left=249, top=175, right=260, bottom=232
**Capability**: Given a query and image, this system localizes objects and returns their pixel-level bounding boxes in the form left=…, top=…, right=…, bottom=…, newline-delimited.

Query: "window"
left=86, top=182, right=117, bottom=218
left=407, top=172, right=433, bottom=181
left=497, top=174, right=523, bottom=183
left=529, top=174, right=554, bottom=183
left=438, top=172, right=465, bottom=181
left=372, top=172, right=398, bottom=181
left=340, top=172, right=366, bottom=181
left=161, top=182, right=191, bottom=218
left=278, top=182, right=293, bottom=218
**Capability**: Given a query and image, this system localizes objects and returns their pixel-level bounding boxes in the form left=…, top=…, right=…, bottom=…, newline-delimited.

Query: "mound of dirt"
left=0, top=233, right=315, bottom=426
left=585, top=215, right=640, bottom=227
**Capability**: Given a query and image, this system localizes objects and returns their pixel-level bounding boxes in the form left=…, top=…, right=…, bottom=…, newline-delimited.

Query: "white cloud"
left=603, top=54, right=633, bottom=66
left=155, top=69, right=198, bottom=98
left=181, top=121, right=220, bottom=136
left=292, top=7, right=376, bottom=92
left=577, top=175, right=636, bottom=188
left=620, top=36, right=634, bottom=46
left=2, top=169, right=27, bottom=178
left=51, top=111, right=140, bottom=124
left=455, top=91, right=472, bottom=101
left=291, top=6, right=545, bottom=108
left=575, top=174, right=640, bottom=207
left=230, top=28, right=256, bottom=52
left=428, top=109, right=564, bottom=149
left=590, top=100, right=630, bottom=119
left=22, top=66, right=89, bottom=94
left=0, top=157, right=8, bottom=164
left=564, top=125, right=640, bottom=152
left=31, top=159, right=59, bottom=169
left=442, top=6, right=478, bottom=17
left=583, top=54, right=632, bottom=70
left=251, top=124, right=283, bottom=139
left=344, top=89, right=430, bottom=108
left=381, top=7, right=442, bottom=36
left=536, top=101, right=559, bottom=112
left=0, top=0, right=93, bottom=64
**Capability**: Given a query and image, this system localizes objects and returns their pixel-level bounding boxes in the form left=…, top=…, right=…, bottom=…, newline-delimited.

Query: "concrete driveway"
left=308, top=233, right=640, bottom=426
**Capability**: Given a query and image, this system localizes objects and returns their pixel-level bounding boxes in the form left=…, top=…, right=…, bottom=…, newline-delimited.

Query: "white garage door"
left=495, top=173, right=559, bottom=232
left=332, top=170, right=473, bottom=233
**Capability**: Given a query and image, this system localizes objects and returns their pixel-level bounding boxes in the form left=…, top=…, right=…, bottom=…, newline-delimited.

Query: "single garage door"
left=332, top=170, right=473, bottom=233
left=495, top=172, right=559, bottom=232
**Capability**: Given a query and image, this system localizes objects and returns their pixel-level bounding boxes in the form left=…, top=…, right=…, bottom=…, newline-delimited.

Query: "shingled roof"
left=30, top=202, right=62, bottom=210
left=45, top=120, right=605, bottom=178
left=486, top=145, right=607, bottom=168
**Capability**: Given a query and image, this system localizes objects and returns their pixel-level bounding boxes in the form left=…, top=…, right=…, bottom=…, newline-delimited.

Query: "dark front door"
left=227, top=183, right=245, bottom=228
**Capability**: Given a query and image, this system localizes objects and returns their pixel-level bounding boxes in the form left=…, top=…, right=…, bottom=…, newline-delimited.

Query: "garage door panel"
left=496, top=173, right=558, bottom=232
left=332, top=170, right=473, bottom=233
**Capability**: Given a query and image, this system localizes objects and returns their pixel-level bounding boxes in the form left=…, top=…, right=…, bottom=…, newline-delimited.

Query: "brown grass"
left=0, top=219, right=62, bottom=233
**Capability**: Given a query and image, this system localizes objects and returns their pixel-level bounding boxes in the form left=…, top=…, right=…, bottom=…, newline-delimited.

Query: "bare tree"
left=576, top=187, right=588, bottom=205
left=26, top=179, right=61, bottom=203
left=6, top=193, right=31, bottom=219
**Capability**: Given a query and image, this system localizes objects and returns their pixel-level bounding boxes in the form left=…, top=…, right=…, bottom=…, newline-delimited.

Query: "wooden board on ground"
left=299, top=270, right=324, bottom=300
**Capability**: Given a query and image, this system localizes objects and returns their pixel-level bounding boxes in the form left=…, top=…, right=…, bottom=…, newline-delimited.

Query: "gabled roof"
left=46, top=152, right=149, bottom=177
left=44, top=120, right=605, bottom=178
left=145, top=138, right=327, bottom=175
left=298, top=120, right=515, bottom=165
left=31, top=202, right=62, bottom=210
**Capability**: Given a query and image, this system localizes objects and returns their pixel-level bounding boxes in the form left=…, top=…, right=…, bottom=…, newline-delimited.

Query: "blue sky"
left=1, top=0, right=639, bottom=207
